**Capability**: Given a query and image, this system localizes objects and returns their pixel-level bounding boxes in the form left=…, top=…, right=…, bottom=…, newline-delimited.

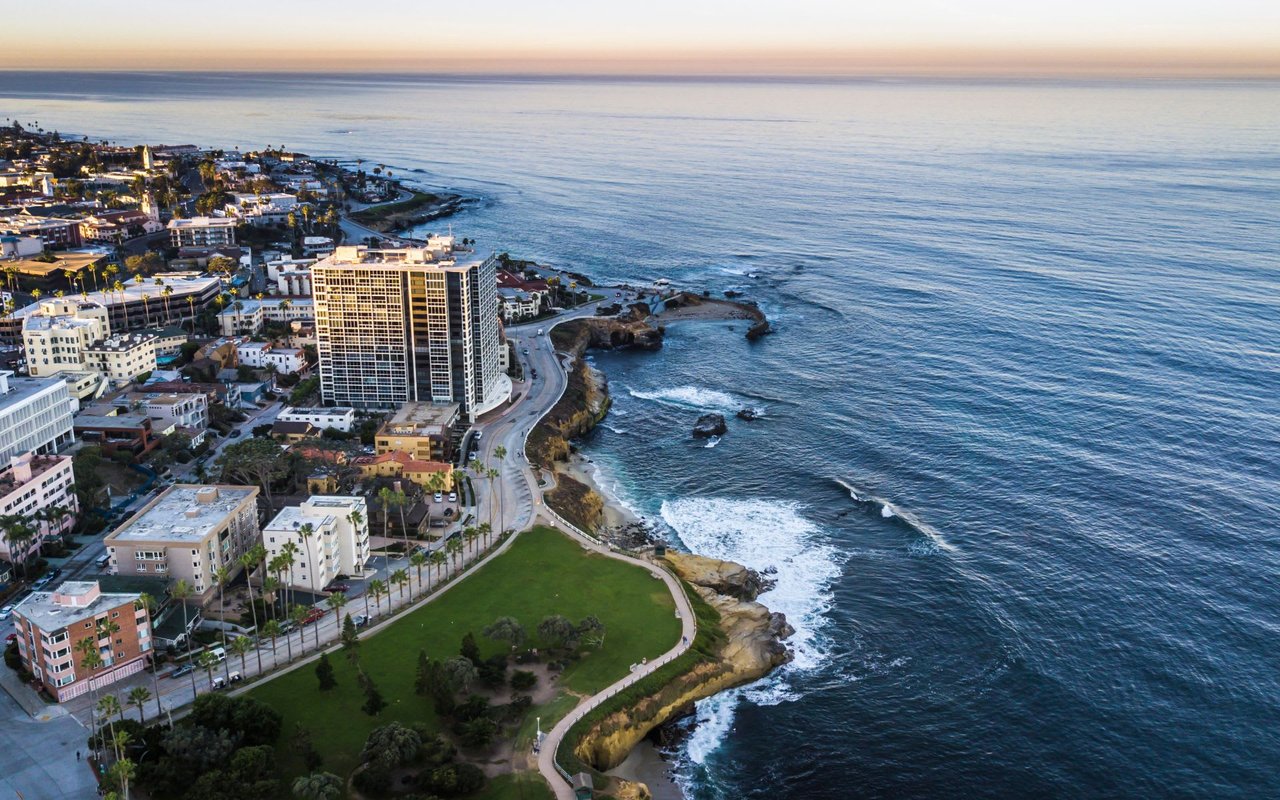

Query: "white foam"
left=704, top=435, right=721, bottom=448
left=880, top=504, right=896, bottom=519
left=834, top=477, right=956, bottom=554
left=627, top=385, right=745, bottom=414
left=659, top=497, right=841, bottom=766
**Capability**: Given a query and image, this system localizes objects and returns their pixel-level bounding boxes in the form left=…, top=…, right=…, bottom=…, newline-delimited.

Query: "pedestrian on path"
left=76, top=750, right=81, bottom=761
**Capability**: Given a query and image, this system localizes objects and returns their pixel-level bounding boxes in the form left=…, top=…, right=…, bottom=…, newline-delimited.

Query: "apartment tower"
left=312, top=239, right=505, bottom=419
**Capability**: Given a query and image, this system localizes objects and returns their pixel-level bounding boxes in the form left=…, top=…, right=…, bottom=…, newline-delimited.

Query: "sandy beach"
left=607, top=739, right=685, bottom=800
left=653, top=296, right=764, bottom=324
left=559, top=452, right=642, bottom=530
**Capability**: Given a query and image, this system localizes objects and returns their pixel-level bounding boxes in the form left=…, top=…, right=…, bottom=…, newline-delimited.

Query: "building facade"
left=84, top=333, right=158, bottom=383
left=11, top=581, right=152, bottom=702
left=167, top=217, right=237, bottom=248
left=0, top=453, right=78, bottom=564
left=276, top=406, right=355, bottom=433
left=312, top=243, right=506, bottom=419
left=21, top=299, right=112, bottom=378
left=263, top=495, right=370, bottom=592
left=104, top=485, right=260, bottom=604
left=0, top=370, right=76, bottom=461
left=375, top=401, right=459, bottom=462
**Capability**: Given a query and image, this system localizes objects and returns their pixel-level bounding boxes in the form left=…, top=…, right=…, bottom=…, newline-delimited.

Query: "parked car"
left=326, top=583, right=350, bottom=593
left=31, top=576, right=51, bottom=590
left=352, top=614, right=369, bottom=628
left=303, top=608, right=325, bottom=625
left=48, top=567, right=62, bottom=580
left=170, top=663, right=195, bottom=678
left=448, top=492, right=457, bottom=503
left=230, top=430, right=241, bottom=437
left=434, top=492, right=443, bottom=503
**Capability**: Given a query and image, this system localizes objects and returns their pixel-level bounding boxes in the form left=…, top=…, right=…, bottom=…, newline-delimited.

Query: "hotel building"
left=312, top=240, right=507, bottom=419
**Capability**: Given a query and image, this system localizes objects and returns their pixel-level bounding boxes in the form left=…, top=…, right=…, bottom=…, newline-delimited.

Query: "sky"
left=4, top=0, right=1278, bottom=75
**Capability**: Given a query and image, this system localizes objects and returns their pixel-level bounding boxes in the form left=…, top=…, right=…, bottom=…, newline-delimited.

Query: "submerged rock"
left=736, top=408, right=760, bottom=421
left=692, top=413, right=727, bottom=438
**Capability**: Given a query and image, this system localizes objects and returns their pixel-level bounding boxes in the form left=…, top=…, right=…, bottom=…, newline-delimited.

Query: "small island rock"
left=692, top=413, right=727, bottom=438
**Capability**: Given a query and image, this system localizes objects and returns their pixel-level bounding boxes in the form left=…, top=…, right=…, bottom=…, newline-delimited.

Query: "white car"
left=0, top=605, right=14, bottom=621
left=434, top=492, right=443, bottom=503
left=448, top=492, right=457, bottom=502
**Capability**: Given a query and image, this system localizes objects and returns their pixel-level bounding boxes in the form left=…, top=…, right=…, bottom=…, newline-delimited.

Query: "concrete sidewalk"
left=0, top=681, right=96, bottom=800
left=0, top=660, right=67, bottom=721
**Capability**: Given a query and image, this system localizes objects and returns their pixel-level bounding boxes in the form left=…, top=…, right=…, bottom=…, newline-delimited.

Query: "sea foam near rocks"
left=659, top=497, right=841, bottom=774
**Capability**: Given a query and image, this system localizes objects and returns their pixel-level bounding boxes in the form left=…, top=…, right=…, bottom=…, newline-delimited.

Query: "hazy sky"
left=4, top=0, right=1278, bottom=74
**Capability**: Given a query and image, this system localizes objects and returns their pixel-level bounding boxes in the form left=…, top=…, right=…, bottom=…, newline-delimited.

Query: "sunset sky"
left=4, top=0, right=1278, bottom=75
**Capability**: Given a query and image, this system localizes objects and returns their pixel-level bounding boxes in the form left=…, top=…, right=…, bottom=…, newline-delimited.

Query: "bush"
left=353, top=762, right=392, bottom=796
left=420, top=763, right=485, bottom=797
left=510, top=670, right=537, bottom=691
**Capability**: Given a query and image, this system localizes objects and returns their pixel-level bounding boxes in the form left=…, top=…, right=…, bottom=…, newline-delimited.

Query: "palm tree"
left=213, top=566, right=232, bottom=682
left=464, top=526, right=481, bottom=566
left=326, top=592, right=347, bottom=628
left=262, top=619, right=283, bottom=664
left=262, top=575, right=281, bottom=621
left=368, top=579, right=387, bottom=617
left=446, top=536, right=463, bottom=573
left=140, top=292, right=151, bottom=326
left=186, top=295, right=197, bottom=333
left=377, top=486, right=395, bottom=543
left=238, top=545, right=267, bottom=673
left=478, top=522, right=493, bottom=552
left=113, top=280, right=129, bottom=328
left=290, top=604, right=311, bottom=653
left=127, top=686, right=151, bottom=724
left=76, top=639, right=103, bottom=755
left=198, top=649, right=218, bottom=689
left=393, top=487, right=409, bottom=551
left=346, top=509, right=365, bottom=574
left=161, top=285, right=173, bottom=324
left=230, top=635, right=252, bottom=675
left=429, top=550, right=446, bottom=589
left=409, top=550, right=427, bottom=598
left=485, top=466, right=500, bottom=535
left=134, top=594, right=163, bottom=718
left=280, top=542, right=300, bottom=608
left=97, top=693, right=122, bottom=760
left=299, top=522, right=319, bottom=595
left=390, top=568, right=409, bottom=602
left=171, top=579, right=199, bottom=697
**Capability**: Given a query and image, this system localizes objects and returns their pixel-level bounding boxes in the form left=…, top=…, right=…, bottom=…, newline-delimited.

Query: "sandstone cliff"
left=571, top=553, right=793, bottom=772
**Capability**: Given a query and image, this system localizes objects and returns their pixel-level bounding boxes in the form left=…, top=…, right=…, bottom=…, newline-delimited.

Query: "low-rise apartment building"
left=0, top=453, right=77, bottom=564
left=236, top=341, right=306, bottom=374
left=11, top=580, right=152, bottom=702
left=73, top=412, right=159, bottom=458
left=167, top=217, right=237, bottom=248
left=104, top=485, right=260, bottom=604
left=217, top=298, right=314, bottom=336
left=354, top=450, right=454, bottom=490
left=84, top=333, right=158, bottom=383
left=276, top=406, right=355, bottom=433
left=375, top=402, right=460, bottom=462
left=0, top=370, right=76, bottom=461
left=21, top=299, right=111, bottom=378
left=263, top=495, right=370, bottom=592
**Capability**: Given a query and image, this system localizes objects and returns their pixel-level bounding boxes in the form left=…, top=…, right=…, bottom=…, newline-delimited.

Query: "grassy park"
left=250, top=525, right=681, bottom=783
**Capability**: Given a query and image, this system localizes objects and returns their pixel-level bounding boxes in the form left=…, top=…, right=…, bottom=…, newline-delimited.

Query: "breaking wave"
left=627, top=385, right=746, bottom=413
left=659, top=497, right=841, bottom=776
left=834, top=478, right=957, bottom=554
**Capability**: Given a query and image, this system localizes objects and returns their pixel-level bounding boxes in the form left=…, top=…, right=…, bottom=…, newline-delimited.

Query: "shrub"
left=510, top=670, right=537, bottom=691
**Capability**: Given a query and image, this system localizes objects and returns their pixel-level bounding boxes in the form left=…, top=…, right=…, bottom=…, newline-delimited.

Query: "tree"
left=171, top=578, right=200, bottom=697
left=430, top=550, right=447, bottom=588
left=188, top=693, right=282, bottom=746
left=290, top=604, right=311, bottom=653
left=442, top=656, right=478, bottom=694
left=198, top=649, right=219, bottom=687
left=359, top=669, right=386, bottom=716
left=314, top=652, right=337, bottom=691
left=460, top=632, right=481, bottom=665
left=368, top=579, right=387, bottom=616
left=377, top=486, right=396, bottom=541
left=360, top=722, right=421, bottom=768
left=230, top=635, right=253, bottom=674
left=239, top=544, right=267, bottom=673
left=216, top=437, right=288, bottom=506
left=213, top=565, right=232, bottom=682
left=483, top=616, right=526, bottom=650
left=341, top=614, right=359, bottom=663
left=291, top=772, right=343, bottom=800
left=390, top=568, right=409, bottom=601
left=97, top=693, right=123, bottom=760
left=446, top=536, right=463, bottom=572
left=538, top=614, right=576, bottom=649
left=135, top=594, right=164, bottom=718
left=409, top=549, right=427, bottom=597
left=262, top=619, right=283, bottom=663
left=459, top=717, right=498, bottom=749
left=107, top=751, right=137, bottom=800
left=127, top=686, right=151, bottom=724
left=290, top=725, right=324, bottom=773
left=325, top=590, right=347, bottom=627
left=578, top=615, right=606, bottom=648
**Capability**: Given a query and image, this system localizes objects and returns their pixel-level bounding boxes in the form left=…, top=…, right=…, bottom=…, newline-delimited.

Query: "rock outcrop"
left=692, top=413, right=727, bottom=438
left=571, top=553, right=793, bottom=771
left=736, top=408, right=760, bottom=421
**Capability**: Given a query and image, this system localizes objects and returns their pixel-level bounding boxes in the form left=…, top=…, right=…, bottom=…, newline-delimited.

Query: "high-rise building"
left=0, top=370, right=76, bottom=461
left=312, top=240, right=507, bottom=419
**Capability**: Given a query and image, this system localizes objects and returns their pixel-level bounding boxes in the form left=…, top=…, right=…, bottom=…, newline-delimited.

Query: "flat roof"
left=107, top=484, right=258, bottom=545
left=13, top=582, right=139, bottom=630
left=0, top=371, right=68, bottom=410
left=264, top=504, right=336, bottom=533
left=0, top=252, right=107, bottom=277
left=281, top=407, right=353, bottom=416
left=385, top=401, right=459, bottom=428
left=167, top=216, right=236, bottom=230
left=10, top=273, right=222, bottom=320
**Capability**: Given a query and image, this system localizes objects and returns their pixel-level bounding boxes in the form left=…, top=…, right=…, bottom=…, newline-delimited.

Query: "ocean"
left=3, top=72, right=1278, bottom=798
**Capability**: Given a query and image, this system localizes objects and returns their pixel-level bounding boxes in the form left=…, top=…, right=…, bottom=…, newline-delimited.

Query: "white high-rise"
left=312, top=239, right=507, bottom=420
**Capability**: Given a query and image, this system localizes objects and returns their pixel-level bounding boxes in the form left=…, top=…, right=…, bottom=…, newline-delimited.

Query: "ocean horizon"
left=3, top=72, right=1278, bottom=799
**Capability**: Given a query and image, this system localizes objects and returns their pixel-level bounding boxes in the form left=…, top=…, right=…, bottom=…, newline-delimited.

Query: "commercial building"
left=1, top=273, right=222, bottom=345
left=263, top=495, right=370, bottom=592
left=0, top=453, right=77, bottom=564
left=104, top=485, right=260, bottom=604
left=167, top=217, right=237, bottom=248
left=11, top=580, right=152, bottom=702
left=312, top=241, right=507, bottom=419
left=375, top=401, right=460, bottom=462
left=84, top=332, right=158, bottom=383
left=277, top=406, right=355, bottom=433
left=21, top=299, right=112, bottom=378
left=0, top=370, right=76, bottom=461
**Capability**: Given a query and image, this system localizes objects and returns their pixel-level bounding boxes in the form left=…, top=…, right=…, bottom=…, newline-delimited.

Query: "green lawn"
left=479, top=773, right=555, bottom=800
left=250, top=525, right=680, bottom=781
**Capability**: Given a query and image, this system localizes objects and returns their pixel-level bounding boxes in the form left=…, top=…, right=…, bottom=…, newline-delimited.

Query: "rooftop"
left=107, top=484, right=258, bottom=545
left=13, top=580, right=140, bottom=630
left=167, top=216, right=236, bottom=230
left=281, top=406, right=353, bottom=417
left=87, top=332, right=157, bottom=352
left=380, top=401, right=460, bottom=436
left=264, top=504, right=337, bottom=533
left=0, top=370, right=69, bottom=409
left=10, top=273, right=221, bottom=320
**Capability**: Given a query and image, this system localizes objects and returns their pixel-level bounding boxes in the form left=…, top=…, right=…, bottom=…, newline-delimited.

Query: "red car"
left=303, top=608, right=326, bottom=625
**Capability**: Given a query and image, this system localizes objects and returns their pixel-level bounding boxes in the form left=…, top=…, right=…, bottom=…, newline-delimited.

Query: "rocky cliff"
left=571, top=553, right=793, bottom=772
